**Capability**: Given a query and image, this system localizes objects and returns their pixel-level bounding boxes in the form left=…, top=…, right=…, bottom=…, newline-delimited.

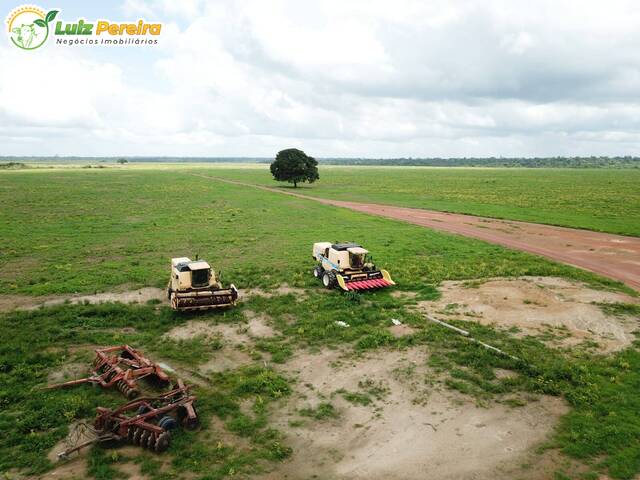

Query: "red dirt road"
left=195, top=174, right=640, bottom=291
left=328, top=201, right=640, bottom=291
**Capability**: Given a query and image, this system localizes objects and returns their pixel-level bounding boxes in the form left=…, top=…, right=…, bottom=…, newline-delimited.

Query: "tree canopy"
left=270, top=148, right=319, bottom=187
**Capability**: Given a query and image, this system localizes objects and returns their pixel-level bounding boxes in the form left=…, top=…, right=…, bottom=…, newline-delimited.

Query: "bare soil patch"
left=47, top=362, right=86, bottom=384
left=198, top=348, right=254, bottom=374
left=164, top=315, right=277, bottom=374
left=238, top=284, right=307, bottom=300
left=388, top=323, right=417, bottom=338
left=165, top=312, right=276, bottom=344
left=390, top=290, right=418, bottom=300
left=419, top=276, right=639, bottom=352
left=0, top=283, right=307, bottom=313
left=264, top=347, right=566, bottom=480
left=0, top=287, right=166, bottom=312
left=44, top=441, right=143, bottom=480
left=244, top=310, right=277, bottom=338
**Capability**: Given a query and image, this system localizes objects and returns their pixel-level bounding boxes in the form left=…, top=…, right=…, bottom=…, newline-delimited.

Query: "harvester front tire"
left=313, top=266, right=323, bottom=279
left=170, top=293, right=178, bottom=310
left=322, top=271, right=337, bottom=289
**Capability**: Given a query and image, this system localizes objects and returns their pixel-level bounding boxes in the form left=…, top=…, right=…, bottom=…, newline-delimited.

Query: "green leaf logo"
left=8, top=7, right=58, bottom=51
left=45, top=10, right=58, bottom=23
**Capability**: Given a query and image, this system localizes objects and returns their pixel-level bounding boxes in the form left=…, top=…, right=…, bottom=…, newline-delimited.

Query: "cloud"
left=2, top=0, right=640, bottom=156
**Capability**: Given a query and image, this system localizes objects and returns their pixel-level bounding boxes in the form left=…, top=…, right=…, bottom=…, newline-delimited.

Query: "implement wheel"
left=322, top=271, right=337, bottom=289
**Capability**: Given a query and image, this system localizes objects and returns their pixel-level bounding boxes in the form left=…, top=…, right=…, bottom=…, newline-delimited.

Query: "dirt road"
left=193, top=174, right=640, bottom=291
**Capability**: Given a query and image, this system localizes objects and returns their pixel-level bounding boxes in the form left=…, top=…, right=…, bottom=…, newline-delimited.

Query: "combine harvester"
left=167, top=257, right=238, bottom=311
left=312, top=242, right=396, bottom=291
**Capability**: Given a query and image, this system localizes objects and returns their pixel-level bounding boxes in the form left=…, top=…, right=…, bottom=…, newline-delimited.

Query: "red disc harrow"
left=47, top=345, right=170, bottom=399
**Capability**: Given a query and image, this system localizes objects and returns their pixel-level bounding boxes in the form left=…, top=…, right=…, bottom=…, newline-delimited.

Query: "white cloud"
left=2, top=0, right=640, bottom=156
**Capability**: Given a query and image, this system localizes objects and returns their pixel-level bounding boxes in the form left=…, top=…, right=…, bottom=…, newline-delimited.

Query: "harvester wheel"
left=154, top=431, right=171, bottom=452
left=322, top=271, right=337, bottom=289
left=313, top=266, right=323, bottom=279
left=166, top=288, right=172, bottom=300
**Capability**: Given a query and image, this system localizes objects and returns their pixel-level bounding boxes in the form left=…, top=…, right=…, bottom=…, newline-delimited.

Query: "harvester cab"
left=168, top=257, right=238, bottom=311
left=312, top=242, right=395, bottom=291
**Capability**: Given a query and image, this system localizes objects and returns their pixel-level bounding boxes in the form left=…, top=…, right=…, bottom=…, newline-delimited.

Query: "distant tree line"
left=2, top=156, right=639, bottom=168
left=315, top=156, right=640, bottom=168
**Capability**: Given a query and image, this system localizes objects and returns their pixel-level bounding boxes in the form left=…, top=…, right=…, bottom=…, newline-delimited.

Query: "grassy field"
left=0, top=167, right=621, bottom=296
left=1, top=166, right=639, bottom=480
left=199, top=165, right=640, bottom=237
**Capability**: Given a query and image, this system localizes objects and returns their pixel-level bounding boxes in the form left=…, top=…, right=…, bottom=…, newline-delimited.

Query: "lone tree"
left=270, top=148, right=319, bottom=188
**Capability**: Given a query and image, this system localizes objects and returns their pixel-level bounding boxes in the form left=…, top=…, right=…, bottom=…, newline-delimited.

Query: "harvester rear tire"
left=322, top=271, right=337, bottom=289
left=313, top=266, right=323, bottom=279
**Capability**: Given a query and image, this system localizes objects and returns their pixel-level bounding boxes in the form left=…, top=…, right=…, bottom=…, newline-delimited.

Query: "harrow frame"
left=47, top=345, right=169, bottom=399
left=58, top=379, right=198, bottom=457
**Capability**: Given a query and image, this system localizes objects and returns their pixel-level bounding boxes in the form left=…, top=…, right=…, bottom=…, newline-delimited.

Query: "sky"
left=2, top=0, right=640, bottom=158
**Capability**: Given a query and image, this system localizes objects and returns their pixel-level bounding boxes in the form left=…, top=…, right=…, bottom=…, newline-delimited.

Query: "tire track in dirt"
left=191, top=174, right=640, bottom=291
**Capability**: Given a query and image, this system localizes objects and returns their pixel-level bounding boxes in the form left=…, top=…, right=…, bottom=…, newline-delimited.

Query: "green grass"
left=201, top=165, right=640, bottom=236
left=0, top=303, right=292, bottom=479
left=1, top=166, right=639, bottom=479
left=3, top=297, right=640, bottom=479
left=0, top=168, right=627, bottom=296
left=299, top=402, right=339, bottom=420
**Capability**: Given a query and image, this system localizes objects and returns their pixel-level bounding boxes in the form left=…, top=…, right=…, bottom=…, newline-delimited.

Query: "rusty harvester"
left=46, top=345, right=170, bottom=399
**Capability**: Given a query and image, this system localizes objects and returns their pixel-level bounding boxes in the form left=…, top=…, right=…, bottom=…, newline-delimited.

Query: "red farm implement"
left=47, top=345, right=170, bottom=399
left=57, top=380, right=198, bottom=457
